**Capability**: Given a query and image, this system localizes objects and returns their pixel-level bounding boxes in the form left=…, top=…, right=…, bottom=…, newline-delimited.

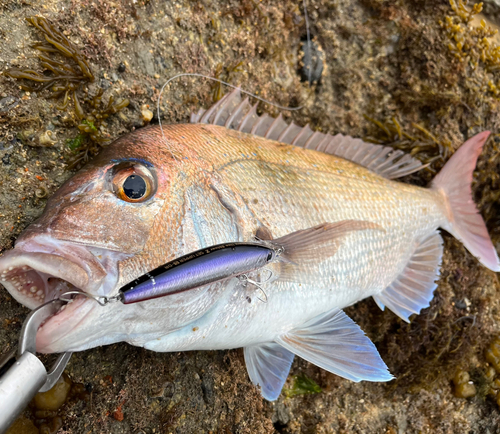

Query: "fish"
left=0, top=89, right=498, bottom=401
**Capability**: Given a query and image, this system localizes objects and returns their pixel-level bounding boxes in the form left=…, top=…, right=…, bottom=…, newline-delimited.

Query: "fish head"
left=0, top=125, right=226, bottom=353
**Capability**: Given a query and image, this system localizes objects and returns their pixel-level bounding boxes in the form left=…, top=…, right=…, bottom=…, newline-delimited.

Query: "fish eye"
left=111, top=163, right=156, bottom=203
left=123, top=175, right=146, bottom=199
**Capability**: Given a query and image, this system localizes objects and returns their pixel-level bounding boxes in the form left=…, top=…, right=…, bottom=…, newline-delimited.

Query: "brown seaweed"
left=4, top=15, right=129, bottom=168
left=363, top=115, right=452, bottom=175
left=4, top=16, right=94, bottom=103
left=67, top=89, right=130, bottom=168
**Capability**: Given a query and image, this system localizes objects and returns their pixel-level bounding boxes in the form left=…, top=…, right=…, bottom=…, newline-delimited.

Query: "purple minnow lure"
left=119, top=242, right=278, bottom=304
left=57, top=221, right=377, bottom=307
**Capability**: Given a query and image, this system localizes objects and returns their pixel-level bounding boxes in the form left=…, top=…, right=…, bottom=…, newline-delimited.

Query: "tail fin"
left=431, top=131, right=499, bottom=272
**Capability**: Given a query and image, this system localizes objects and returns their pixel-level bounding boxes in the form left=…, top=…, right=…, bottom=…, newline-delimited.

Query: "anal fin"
left=275, top=309, right=393, bottom=383
left=244, top=342, right=295, bottom=401
left=373, top=231, right=443, bottom=322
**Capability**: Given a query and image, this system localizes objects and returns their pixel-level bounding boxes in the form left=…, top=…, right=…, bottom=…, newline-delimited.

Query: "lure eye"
left=111, top=164, right=156, bottom=203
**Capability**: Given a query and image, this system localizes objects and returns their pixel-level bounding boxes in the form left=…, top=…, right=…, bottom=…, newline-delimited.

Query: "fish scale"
left=214, top=153, right=442, bottom=281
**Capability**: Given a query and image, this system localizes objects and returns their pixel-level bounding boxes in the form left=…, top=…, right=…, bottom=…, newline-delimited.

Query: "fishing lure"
left=118, top=242, right=279, bottom=304
left=60, top=221, right=377, bottom=306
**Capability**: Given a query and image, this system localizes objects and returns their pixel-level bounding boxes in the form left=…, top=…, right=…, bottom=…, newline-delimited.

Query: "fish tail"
left=431, top=131, right=499, bottom=272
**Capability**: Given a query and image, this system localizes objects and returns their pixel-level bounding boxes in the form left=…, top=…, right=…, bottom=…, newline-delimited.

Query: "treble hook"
left=259, top=268, right=274, bottom=283
left=238, top=272, right=271, bottom=303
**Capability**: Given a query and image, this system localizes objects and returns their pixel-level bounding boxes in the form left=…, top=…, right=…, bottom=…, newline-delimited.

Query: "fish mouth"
left=0, top=235, right=126, bottom=352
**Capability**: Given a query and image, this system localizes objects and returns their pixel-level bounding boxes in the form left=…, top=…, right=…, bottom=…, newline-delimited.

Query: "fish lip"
left=0, top=236, right=120, bottom=310
left=35, top=296, right=97, bottom=353
left=0, top=236, right=126, bottom=352
left=0, top=250, right=89, bottom=309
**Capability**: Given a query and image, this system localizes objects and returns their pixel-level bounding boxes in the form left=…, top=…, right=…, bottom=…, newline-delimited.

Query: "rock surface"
left=1, top=0, right=500, bottom=432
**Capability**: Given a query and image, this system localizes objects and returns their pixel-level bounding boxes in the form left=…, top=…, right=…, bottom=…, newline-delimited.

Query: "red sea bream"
left=0, top=90, right=498, bottom=400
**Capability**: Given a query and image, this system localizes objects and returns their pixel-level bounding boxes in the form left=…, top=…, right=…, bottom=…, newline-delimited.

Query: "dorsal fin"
left=191, top=89, right=424, bottom=179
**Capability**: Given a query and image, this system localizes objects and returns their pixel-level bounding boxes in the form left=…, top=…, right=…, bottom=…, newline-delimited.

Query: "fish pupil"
left=123, top=175, right=146, bottom=199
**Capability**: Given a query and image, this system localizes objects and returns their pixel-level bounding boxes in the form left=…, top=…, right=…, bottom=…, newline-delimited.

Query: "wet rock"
left=0, top=96, right=19, bottom=113
left=10, top=153, right=26, bottom=165
left=272, top=401, right=291, bottom=426
left=33, top=373, right=72, bottom=411
left=201, top=375, right=215, bottom=405
left=100, top=78, right=112, bottom=90
left=135, top=40, right=155, bottom=76
left=1, top=1, right=500, bottom=433
left=299, top=38, right=325, bottom=83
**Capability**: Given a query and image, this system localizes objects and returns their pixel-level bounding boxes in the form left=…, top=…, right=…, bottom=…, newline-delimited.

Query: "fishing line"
left=58, top=290, right=116, bottom=306
left=303, top=0, right=312, bottom=84
left=156, top=73, right=305, bottom=164
left=156, top=1, right=313, bottom=163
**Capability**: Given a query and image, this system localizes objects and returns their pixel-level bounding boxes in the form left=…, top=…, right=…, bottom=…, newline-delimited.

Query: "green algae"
left=66, top=133, right=86, bottom=151
left=284, top=374, right=322, bottom=398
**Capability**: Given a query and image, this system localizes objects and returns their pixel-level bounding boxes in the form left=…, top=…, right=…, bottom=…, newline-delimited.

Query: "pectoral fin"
left=373, top=231, right=443, bottom=322
left=271, top=220, right=382, bottom=282
left=275, top=309, right=393, bottom=382
left=244, top=342, right=295, bottom=401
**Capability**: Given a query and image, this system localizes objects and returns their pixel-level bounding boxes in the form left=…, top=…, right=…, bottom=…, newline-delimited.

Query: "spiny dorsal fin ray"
left=191, top=89, right=424, bottom=179
left=373, top=231, right=444, bottom=322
